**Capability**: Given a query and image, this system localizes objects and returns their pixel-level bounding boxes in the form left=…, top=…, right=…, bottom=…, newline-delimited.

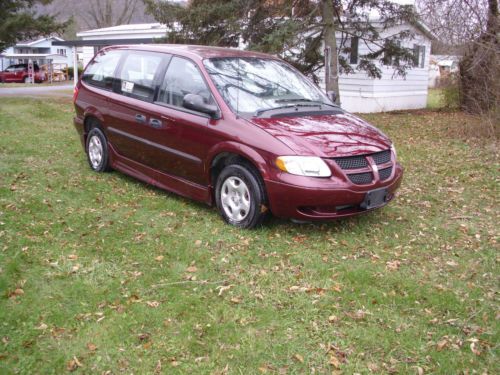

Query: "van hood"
left=246, top=112, right=391, bottom=157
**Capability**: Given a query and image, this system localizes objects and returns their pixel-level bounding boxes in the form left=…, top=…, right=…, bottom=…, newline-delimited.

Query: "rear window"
left=82, top=50, right=122, bottom=90
left=117, top=52, right=163, bottom=102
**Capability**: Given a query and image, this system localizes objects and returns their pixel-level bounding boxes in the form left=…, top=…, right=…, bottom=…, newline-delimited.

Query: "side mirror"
left=182, top=93, right=220, bottom=118
left=327, top=90, right=337, bottom=103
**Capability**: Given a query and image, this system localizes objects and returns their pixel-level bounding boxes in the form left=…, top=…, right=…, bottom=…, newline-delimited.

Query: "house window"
left=57, top=48, right=67, bottom=56
left=349, top=37, right=359, bottom=64
left=413, top=44, right=426, bottom=68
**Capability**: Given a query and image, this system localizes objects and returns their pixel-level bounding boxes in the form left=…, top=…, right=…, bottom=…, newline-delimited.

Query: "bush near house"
left=0, top=97, right=498, bottom=374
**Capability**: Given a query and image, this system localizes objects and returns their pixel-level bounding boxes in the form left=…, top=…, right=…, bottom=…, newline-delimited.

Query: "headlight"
left=276, top=156, right=331, bottom=177
left=391, top=144, right=397, bottom=158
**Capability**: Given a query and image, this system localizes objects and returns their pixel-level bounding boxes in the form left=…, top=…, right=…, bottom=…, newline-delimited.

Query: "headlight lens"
left=276, top=156, right=331, bottom=177
left=391, top=144, right=397, bottom=159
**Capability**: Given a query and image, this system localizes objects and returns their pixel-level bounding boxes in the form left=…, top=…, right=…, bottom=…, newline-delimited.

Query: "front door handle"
left=135, top=114, right=146, bottom=124
left=149, top=118, right=162, bottom=128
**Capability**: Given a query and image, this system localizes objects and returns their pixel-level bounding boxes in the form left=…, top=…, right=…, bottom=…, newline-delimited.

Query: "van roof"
left=108, top=44, right=278, bottom=60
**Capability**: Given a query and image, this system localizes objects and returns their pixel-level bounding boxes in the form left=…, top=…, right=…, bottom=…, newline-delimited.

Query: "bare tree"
left=416, top=0, right=489, bottom=51
left=417, top=0, right=498, bottom=137
left=83, top=0, right=139, bottom=29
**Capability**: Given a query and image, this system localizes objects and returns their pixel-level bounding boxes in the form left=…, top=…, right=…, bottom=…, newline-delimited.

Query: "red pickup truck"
left=0, top=63, right=46, bottom=83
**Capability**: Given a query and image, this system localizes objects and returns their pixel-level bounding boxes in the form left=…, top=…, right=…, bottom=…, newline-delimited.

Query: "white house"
left=321, top=22, right=434, bottom=113
left=0, top=36, right=73, bottom=71
left=74, top=19, right=432, bottom=113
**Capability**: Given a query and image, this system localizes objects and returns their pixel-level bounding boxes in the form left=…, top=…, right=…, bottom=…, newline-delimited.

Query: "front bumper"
left=265, top=163, right=403, bottom=220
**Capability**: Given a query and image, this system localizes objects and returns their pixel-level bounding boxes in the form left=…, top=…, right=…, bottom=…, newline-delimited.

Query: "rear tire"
left=86, top=127, right=111, bottom=172
left=215, top=164, right=268, bottom=229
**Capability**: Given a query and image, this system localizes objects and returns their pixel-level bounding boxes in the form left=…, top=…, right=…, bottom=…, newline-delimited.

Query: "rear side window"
left=82, top=50, right=122, bottom=90
left=158, top=56, right=215, bottom=108
left=117, top=52, right=163, bottom=102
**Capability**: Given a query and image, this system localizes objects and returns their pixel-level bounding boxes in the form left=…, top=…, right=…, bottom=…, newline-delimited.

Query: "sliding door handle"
left=149, top=118, right=162, bottom=128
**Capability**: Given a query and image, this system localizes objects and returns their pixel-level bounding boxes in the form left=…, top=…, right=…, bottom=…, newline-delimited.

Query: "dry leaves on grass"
left=67, top=356, right=82, bottom=372
left=386, top=260, right=401, bottom=271
left=146, top=300, right=161, bottom=308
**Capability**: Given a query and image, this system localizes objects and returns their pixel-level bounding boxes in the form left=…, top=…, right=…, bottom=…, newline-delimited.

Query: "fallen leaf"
left=386, top=260, right=401, bottom=271
left=138, top=333, right=150, bottom=342
left=230, top=297, right=241, bottom=304
left=216, top=285, right=233, bottom=296
left=36, top=323, right=48, bottom=330
left=86, top=343, right=97, bottom=351
left=67, top=356, right=82, bottom=372
left=68, top=254, right=78, bottom=260
left=293, top=354, right=304, bottom=363
left=186, top=266, right=197, bottom=273
left=146, top=301, right=160, bottom=308
left=194, top=240, right=202, bottom=247
left=470, top=342, right=481, bottom=356
left=436, top=339, right=448, bottom=351
left=329, top=354, right=341, bottom=369
left=155, top=255, right=164, bottom=262
left=328, top=315, right=338, bottom=323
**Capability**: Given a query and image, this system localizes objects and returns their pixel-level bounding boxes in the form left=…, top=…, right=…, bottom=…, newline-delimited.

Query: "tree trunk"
left=459, top=0, right=499, bottom=115
left=321, top=0, right=340, bottom=104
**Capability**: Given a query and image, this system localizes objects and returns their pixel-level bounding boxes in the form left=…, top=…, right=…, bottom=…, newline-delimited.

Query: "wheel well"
left=82, top=116, right=103, bottom=145
left=210, top=153, right=262, bottom=187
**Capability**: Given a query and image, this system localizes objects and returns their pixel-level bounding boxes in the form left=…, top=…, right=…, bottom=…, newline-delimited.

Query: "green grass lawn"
left=427, top=88, right=444, bottom=109
left=0, top=98, right=498, bottom=374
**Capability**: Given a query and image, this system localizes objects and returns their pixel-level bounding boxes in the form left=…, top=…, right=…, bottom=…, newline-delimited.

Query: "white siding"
left=318, top=24, right=432, bottom=113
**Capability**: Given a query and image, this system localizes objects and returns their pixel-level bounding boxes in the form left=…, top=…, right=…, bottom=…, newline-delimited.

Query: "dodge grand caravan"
left=73, top=45, right=403, bottom=228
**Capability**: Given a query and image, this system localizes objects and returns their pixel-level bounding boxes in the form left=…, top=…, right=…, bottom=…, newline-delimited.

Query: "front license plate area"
left=361, top=188, right=388, bottom=210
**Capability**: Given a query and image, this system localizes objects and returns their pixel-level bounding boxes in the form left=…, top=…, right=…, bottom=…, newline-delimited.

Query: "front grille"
left=333, top=155, right=368, bottom=170
left=347, top=172, right=373, bottom=185
left=379, top=166, right=393, bottom=181
left=371, top=150, right=391, bottom=165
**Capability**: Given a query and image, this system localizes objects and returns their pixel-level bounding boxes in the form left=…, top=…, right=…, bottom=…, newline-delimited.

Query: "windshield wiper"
left=275, top=98, right=339, bottom=108
left=254, top=103, right=322, bottom=117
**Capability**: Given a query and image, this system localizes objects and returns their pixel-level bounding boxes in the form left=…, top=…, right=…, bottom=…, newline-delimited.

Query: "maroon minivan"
left=73, top=45, right=403, bottom=228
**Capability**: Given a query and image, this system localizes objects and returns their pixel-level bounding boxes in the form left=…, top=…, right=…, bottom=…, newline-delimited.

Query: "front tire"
left=23, top=76, right=31, bottom=83
left=215, top=164, right=268, bottom=229
left=86, top=127, right=110, bottom=172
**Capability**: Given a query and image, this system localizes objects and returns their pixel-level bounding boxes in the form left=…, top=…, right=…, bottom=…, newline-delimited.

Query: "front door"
left=146, top=56, right=221, bottom=186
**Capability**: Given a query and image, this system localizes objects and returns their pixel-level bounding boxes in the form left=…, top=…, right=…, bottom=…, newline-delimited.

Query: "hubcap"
left=88, top=135, right=103, bottom=168
left=220, top=176, right=251, bottom=221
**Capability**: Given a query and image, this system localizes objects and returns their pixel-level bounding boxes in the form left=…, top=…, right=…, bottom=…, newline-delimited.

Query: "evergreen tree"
left=145, top=0, right=421, bottom=102
left=0, top=0, right=68, bottom=51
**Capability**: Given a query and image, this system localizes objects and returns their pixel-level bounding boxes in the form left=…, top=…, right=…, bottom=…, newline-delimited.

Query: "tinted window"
left=82, top=50, right=122, bottom=90
left=158, top=56, right=215, bottom=108
left=118, top=52, right=163, bottom=102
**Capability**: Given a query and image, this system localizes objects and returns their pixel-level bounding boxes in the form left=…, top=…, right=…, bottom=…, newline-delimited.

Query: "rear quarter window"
left=82, top=50, right=122, bottom=90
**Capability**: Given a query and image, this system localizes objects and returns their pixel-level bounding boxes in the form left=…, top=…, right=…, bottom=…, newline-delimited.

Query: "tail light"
left=73, top=85, right=79, bottom=103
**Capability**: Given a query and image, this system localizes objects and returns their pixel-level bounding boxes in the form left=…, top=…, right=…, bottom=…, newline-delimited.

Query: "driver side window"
left=158, top=56, right=215, bottom=108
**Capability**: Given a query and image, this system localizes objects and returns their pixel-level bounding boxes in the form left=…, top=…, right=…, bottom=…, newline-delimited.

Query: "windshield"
left=203, top=57, right=333, bottom=116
